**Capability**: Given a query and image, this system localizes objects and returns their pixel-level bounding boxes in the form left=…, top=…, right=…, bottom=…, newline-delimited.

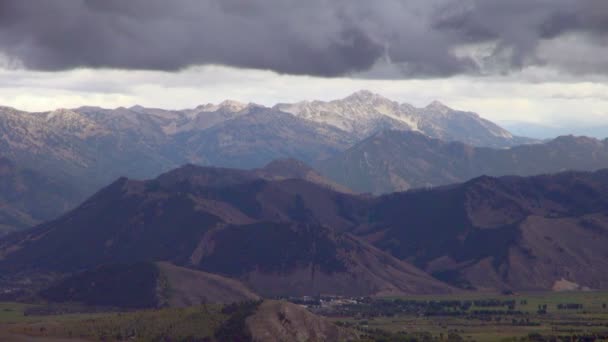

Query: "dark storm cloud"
left=432, top=0, right=608, bottom=73
left=0, top=0, right=606, bottom=78
left=0, top=0, right=389, bottom=76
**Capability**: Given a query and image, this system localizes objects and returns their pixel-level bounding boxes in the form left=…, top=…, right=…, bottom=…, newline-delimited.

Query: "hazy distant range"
left=500, top=120, right=608, bottom=140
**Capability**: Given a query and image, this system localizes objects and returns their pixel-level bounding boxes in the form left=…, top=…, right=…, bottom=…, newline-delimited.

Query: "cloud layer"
left=0, top=0, right=607, bottom=78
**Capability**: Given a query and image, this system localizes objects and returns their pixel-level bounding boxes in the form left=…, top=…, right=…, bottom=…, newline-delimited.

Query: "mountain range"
left=2, top=163, right=608, bottom=301
left=0, top=163, right=453, bottom=299
left=3, top=90, right=608, bottom=301
left=7, top=91, right=608, bottom=235
left=277, top=90, right=532, bottom=147
left=0, top=91, right=541, bottom=234
left=0, top=91, right=530, bottom=193
left=317, top=130, right=608, bottom=194
left=500, top=120, right=608, bottom=140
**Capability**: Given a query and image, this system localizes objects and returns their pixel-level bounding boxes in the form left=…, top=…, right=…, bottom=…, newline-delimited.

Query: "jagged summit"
left=0, top=91, right=521, bottom=149
left=343, top=89, right=382, bottom=102
left=424, top=100, right=452, bottom=114
left=190, top=99, right=253, bottom=114
left=0, top=91, right=528, bottom=203
left=217, top=99, right=249, bottom=112
left=273, top=91, right=521, bottom=147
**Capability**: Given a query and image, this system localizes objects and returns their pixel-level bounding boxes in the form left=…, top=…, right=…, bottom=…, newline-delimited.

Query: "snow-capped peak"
left=344, top=89, right=378, bottom=102
left=274, top=90, right=419, bottom=135
left=195, top=100, right=250, bottom=113
left=218, top=100, right=249, bottom=112
left=424, top=101, right=452, bottom=114
left=46, top=108, right=83, bottom=121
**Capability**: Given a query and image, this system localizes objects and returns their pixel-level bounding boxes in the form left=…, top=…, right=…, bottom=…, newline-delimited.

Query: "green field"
left=1, top=292, right=608, bottom=341
left=0, top=301, right=255, bottom=341
left=399, top=290, right=608, bottom=311
left=329, top=291, right=608, bottom=341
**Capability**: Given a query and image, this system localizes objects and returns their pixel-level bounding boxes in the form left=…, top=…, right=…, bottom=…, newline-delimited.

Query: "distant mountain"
left=500, top=120, right=608, bottom=140
left=172, top=107, right=352, bottom=168
left=0, top=165, right=451, bottom=297
left=0, top=103, right=354, bottom=196
left=3, top=165, right=608, bottom=294
left=276, top=90, right=533, bottom=148
left=0, top=91, right=531, bottom=195
left=317, top=130, right=608, bottom=194
left=0, top=105, right=181, bottom=195
left=0, top=91, right=536, bottom=238
left=156, top=158, right=352, bottom=194
left=0, top=157, right=81, bottom=235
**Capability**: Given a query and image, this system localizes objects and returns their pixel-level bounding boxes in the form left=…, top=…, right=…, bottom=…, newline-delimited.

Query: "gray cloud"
left=432, top=0, right=608, bottom=74
left=0, top=0, right=606, bottom=78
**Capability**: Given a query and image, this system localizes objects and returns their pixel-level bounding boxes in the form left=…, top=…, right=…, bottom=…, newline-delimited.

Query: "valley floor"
left=0, top=292, right=607, bottom=341
left=323, top=291, right=608, bottom=341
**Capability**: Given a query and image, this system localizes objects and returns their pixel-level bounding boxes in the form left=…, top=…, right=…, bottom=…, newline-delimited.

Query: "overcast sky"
left=1, top=0, right=608, bottom=126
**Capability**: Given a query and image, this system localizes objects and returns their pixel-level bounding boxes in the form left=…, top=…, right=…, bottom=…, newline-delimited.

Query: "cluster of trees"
left=511, top=318, right=541, bottom=326
left=315, top=298, right=527, bottom=318
left=214, top=300, right=263, bottom=342
left=526, top=332, right=608, bottom=341
left=353, top=327, right=466, bottom=342
left=471, top=299, right=516, bottom=308
left=557, top=303, right=583, bottom=310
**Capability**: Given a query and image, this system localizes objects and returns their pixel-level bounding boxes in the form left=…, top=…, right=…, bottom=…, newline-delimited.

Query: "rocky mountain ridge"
left=0, top=91, right=530, bottom=193
left=317, top=130, right=608, bottom=194
left=276, top=90, right=531, bottom=147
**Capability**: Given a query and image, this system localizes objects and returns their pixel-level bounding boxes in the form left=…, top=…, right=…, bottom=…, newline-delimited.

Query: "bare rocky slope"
left=246, top=300, right=359, bottom=342
left=276, top=90, right=532, bottom=147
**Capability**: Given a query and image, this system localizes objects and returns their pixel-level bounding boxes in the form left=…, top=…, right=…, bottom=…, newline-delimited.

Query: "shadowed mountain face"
left=0, top=157, right=81, bottom=235
left=40, top=262, right=161, bottom=308
left=160, top=158, right=352, bottom=194
left=2, top=164, right=608, bottom=294
left=0, top=165, right=451, bottom=297
left=40, top=261, right=260, bottom=308
left=317, top=130, right=608, bottom=194
left=364, top=170, right=608, bottom=291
